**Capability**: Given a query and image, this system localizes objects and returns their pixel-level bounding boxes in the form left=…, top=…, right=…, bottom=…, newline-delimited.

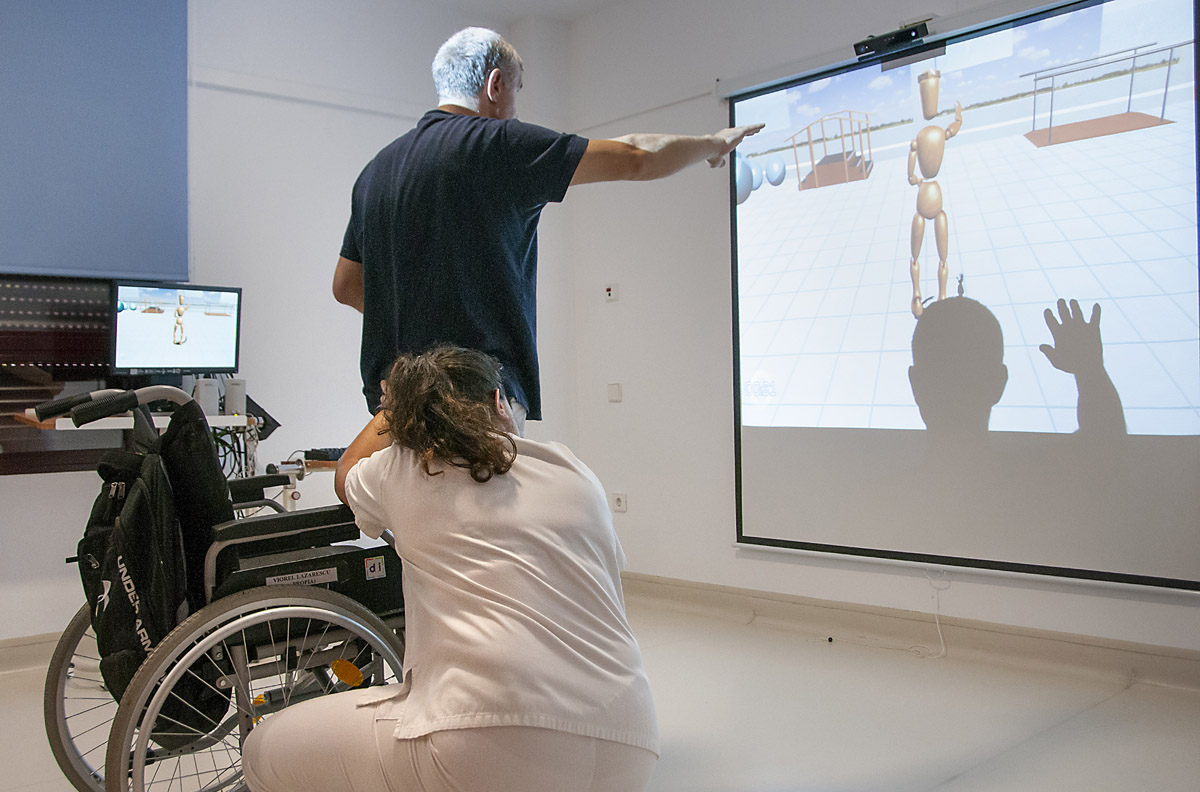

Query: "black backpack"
left=78, top=446, right=187, bottom=702
left=75, top=404, right=234, bottom=746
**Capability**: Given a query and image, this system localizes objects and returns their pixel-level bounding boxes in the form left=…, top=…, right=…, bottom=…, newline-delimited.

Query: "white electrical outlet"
left=609, top=492, right=628, bottom=513
left=605, top=283, right=619, bottom=302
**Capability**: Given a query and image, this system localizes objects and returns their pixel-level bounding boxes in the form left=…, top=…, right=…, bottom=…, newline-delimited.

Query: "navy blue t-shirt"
left=341, top=110, right=588, bottom=418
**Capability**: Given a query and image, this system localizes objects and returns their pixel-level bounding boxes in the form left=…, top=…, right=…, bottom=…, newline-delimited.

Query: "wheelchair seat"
left=208, top=504, right=405, bottom=619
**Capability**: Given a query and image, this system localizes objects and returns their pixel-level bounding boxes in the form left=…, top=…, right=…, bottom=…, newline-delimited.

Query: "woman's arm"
left=334, top=410, right=392, bottom=505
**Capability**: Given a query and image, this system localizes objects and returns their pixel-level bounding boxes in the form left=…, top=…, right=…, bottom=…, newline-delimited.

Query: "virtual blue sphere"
left=735, top=156, right=753, bottom=204
left=766, top=156, right=786, bottom=186
left=751, top=161, right=764, bottom=190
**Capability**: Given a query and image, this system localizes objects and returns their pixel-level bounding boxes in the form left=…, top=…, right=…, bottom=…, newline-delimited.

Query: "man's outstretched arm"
left=333, top=256, right=364, bottom=313
left=570, top=124, right=765, bottom=185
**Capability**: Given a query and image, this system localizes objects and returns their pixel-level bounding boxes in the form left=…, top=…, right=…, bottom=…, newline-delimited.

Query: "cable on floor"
left=910, top=568, right=951, bottom=659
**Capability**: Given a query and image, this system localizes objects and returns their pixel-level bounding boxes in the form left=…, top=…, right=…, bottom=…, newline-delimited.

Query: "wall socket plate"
left=609, top=492, right=628, bottom=512
left=605, top=283, right=619, bottom=302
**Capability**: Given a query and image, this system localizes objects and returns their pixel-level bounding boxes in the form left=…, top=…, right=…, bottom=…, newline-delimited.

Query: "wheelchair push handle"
left=70, top=391, right=140, bottom=426
left=69, top=385, right=194, bottom=427
left=31, top=389, right=123, bottom=421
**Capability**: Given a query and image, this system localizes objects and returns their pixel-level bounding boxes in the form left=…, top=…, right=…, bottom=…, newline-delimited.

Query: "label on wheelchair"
left=265, top=567, right=338, bottom=586
left=364, top=555, right=387, bottom=580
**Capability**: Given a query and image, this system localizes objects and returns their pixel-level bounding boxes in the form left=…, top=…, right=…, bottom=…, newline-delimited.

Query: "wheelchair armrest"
left=204, top=504, right=360, bottom=602
left=213, top=503, right=354, bottom=542
left=227, top=474, right=293, bottom=506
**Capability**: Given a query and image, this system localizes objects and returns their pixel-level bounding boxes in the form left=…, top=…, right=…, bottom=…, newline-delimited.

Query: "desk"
left=14, top=413, right=250, bottom=431
left=13, top=412, right=259, bottom=477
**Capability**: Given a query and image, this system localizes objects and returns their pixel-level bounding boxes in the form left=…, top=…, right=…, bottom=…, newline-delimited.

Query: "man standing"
left=334, top=27, right=762, bottom=430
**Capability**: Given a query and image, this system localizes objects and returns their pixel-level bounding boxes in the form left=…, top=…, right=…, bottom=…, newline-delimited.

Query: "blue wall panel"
left=0, top=1, right=187, bottom=280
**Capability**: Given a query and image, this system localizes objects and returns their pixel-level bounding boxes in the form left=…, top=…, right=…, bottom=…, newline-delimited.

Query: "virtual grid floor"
left=736, top=101, right=1198, bottom=435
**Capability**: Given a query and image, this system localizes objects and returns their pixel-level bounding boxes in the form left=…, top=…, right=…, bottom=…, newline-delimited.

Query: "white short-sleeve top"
left=343, top=435, right=659, bottom=754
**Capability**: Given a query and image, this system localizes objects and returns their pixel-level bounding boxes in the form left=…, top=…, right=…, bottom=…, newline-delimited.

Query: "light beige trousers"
left=243, top=688, right=656, bottom=792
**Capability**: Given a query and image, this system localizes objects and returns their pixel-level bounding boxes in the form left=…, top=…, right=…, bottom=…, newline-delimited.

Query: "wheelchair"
left=38, top=386, right=405, bottom=792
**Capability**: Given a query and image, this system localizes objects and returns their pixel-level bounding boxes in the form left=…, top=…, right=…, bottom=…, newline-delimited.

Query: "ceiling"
left=440, top=0, right=626, bottom=24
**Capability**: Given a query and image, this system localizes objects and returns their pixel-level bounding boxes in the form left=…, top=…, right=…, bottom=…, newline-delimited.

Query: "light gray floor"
left=7, top=591, right=1200, bottom=791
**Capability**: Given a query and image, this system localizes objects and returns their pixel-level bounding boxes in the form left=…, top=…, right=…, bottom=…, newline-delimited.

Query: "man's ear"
left=493, top=387, right=508, bottom=416
left=484, top=67, right=504, bottom=103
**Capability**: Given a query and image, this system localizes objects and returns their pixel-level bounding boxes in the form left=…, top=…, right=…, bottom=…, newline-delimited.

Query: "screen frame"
left=110, top=280, right=243, bottom=376
left=727, top=0, right=1200, bottom=591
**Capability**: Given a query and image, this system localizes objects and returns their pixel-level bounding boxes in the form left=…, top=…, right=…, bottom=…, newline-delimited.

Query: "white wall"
left=558, top=0, right=1200, bottom=650
left=1, top=472, right=100, bottom=639
left=6, top=0, right=1198, bottom=651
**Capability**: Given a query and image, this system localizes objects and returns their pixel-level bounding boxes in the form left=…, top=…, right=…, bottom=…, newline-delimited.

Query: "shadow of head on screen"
left=909, top=296, right=1008, bottom=446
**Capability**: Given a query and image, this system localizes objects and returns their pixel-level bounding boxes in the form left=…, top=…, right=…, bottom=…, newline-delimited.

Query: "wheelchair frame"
left=38, top=386, right=405, bottom=792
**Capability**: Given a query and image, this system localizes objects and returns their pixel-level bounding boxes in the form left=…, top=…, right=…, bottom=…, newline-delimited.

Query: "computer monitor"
left=111, top=281, right=242, bottom=375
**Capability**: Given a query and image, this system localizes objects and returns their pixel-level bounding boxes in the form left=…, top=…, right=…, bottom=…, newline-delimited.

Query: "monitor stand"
left=106, top=373, right=184, bottom=391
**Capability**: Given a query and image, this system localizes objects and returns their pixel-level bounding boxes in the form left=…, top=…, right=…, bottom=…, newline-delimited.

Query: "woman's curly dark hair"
left=380, top=346, right=517, bottom=482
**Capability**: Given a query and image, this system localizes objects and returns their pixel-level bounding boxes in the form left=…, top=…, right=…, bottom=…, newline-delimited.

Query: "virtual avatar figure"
left=172, top=294, right=188, bottom=345
left=907, top=69, right=963, bottom=318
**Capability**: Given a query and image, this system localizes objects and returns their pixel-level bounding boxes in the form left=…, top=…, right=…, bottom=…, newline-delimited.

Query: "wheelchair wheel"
left=104, top=585, right=405, bottom=792
left=44, top=604, right=113, bottom=792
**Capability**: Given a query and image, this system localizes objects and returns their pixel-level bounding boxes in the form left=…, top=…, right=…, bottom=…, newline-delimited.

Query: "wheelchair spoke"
left=65, top=713, right=114, bottom=741
left=63, top=694, right=113, bottom=702
left=146, top=751, right=167, bottom=789
left=283, top=618, right=292, bottom=704
left=289, top=619, right=335, bottom=702
left=80, top=736, right=109, bottom=760
left=190, top=748, right=202, bottom=792
left=65, top=700, right=117, bottom=719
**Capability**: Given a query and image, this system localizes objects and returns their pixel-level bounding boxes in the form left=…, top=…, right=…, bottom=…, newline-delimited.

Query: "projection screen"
left=730, top=0, right=1199, bottom=589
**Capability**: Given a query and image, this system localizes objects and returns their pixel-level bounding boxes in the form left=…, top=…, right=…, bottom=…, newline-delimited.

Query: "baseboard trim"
left=621, top=573, right=1200, bottom=690
left=0, top=631, right=58, bottom=674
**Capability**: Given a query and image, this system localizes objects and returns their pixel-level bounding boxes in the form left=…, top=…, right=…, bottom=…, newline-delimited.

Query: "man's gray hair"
left=432, top=27, right=523, bottom=103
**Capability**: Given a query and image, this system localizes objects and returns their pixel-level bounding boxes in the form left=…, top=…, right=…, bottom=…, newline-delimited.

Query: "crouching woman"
left=243, top=345, right=658, bottom=792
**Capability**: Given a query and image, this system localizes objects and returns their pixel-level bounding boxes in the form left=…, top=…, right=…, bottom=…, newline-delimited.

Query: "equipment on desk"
left=223, top=377, right=246, bottom=415
left=304, top=447, right=346, bottom=462
left=192, top=378, right=219, bottom=415
left=246, top=394, right=280, bottom=440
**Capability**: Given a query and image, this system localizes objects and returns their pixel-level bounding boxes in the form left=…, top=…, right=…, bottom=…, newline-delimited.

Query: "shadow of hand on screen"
left=1039, top=298, right=1127, bottom=438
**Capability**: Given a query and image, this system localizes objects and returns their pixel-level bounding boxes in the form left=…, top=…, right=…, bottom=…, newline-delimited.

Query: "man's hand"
left=707, top=124, right=766, bottom=168
left=1040, top=298, right=1103, bottom=376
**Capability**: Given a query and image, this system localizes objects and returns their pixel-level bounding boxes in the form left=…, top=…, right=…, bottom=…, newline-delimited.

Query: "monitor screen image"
left=730, top=0, right=1199, bottom=587
left=112, top=282, right=241, bottom=374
